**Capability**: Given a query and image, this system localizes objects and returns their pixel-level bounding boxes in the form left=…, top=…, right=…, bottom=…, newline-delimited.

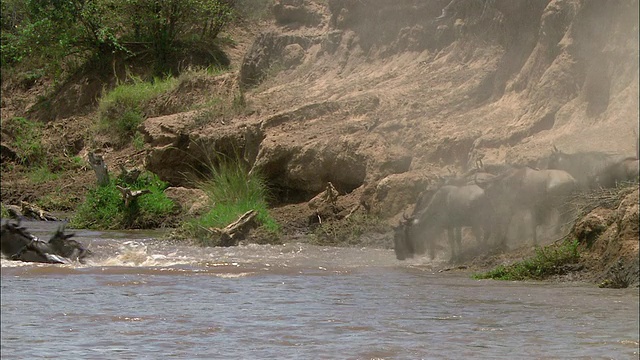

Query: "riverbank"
left=2, top=1, right=638, bottom=287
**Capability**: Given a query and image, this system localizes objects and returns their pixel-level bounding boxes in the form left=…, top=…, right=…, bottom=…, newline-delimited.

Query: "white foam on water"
left=92, top=240, right=197, bottom=268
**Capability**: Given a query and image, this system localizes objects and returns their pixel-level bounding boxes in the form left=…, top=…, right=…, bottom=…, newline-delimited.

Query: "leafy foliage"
left=2, top=0, right=237, bottom=74
left=71, top=171, right=176, bottom=229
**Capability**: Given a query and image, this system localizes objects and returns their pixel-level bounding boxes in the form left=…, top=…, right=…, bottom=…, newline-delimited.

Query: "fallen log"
left=16, top=201, right=59, bottom=221
left=207, top=210, right=259, bottom=247
left=116, top=186, right=151, bottom=208
left=118, top=164, right=142, bottom=184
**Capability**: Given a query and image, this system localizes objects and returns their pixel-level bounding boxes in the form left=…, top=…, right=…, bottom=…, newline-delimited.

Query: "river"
left=1, top=220, right=638, bottom=359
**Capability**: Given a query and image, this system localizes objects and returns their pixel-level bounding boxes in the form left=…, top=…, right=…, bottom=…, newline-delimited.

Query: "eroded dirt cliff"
left=137, top=0, right=638, bottom=218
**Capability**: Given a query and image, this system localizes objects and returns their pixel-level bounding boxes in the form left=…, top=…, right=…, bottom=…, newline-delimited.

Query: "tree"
left=1, top=0, right=236, bottom=73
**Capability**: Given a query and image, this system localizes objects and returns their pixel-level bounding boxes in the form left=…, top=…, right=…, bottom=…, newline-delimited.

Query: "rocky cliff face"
left=140, top=0, right=638, bottom=219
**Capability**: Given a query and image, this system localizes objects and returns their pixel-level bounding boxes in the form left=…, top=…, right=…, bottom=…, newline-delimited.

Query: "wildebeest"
left=591, top=157, right=639, bottom=189
left=1, top=220, right=91, bottom=264
left=394, top=183, right=493, bottom=262
left=1, top=219, right=38, bottom=258
left=547, top=145, right=624, bottom=190
left=46, top=224, right=92, bottom=263
left=440, top=167, right=498, bottom=187
left=476, top=166, right=578, bottom=247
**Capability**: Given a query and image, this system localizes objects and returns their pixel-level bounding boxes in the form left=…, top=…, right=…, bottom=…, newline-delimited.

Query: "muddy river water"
left=1, top=220, right=638, bottom=359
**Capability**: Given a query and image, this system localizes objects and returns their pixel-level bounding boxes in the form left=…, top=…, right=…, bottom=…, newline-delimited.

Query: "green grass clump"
left=179, top=155, right=279, bottom=246
left=473, top=238, right=581, bottom=281
left=1, top=117, right=45, bottom=165
left=97, top=76, right=178, bottom=146
left=71, top=171, right=176, bottom=230
left=27, top=165, right=60, bottom=183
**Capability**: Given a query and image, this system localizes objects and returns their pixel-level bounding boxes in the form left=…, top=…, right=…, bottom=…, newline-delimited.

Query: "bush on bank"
left=176, top=156, right=280, bottom=246
left=97, top=75, right=179, bottom=147
left=71, top=171, right=176, bottom=230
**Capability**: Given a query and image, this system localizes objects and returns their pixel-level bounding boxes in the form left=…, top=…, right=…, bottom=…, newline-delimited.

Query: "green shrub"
left=473, top=238, right=581, bottom=281
left=2, top=0, right=239, bottom=76
left=71, top=181, right=123, bottom=229
left=97, top=76, right=178, bottom=146
left=178, top=154, right=279, bottom=246
left=1, top=117, right=45, bottom=165
left=71, top=171, right=175, bottom=229
left=69, top=156, right=86, bottom=169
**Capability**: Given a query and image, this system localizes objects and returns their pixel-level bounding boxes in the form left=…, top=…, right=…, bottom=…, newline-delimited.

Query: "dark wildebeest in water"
left=1, top=220, right=91, bottom=264
left=476, top=166, right=578, bottom=247
left=547, top=145, right=625, bottom=190
left=1, top=220, right=38, bottom=258
left=394, top=183, right=493, bottom=263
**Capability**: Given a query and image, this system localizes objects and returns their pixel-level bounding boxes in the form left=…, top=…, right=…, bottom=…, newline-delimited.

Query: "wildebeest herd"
left=394, top=146, right=640, bottom=263
left=1, top=220, right=91, bottom=264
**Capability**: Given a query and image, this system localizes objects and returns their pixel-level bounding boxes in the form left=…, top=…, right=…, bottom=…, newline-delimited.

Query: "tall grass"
left=97, top=75, right=178, bottom=146
left=473, top=238, right=581, bottom=281
left=179, top=153, right=279, bottom=246
left=27, top=165, right=60, bottom=183
left=1, top=117, right=45, bottom=165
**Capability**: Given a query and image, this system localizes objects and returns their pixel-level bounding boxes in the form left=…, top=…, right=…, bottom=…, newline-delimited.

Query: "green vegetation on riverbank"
left=473, top=238, right=581, bottom=281
left=177, top=155, right=279, bottom=246
left=1, top=116, right=85, bottom=185
left=0, top=204, right=9, bottom=218
left=70, top=172, right=175, bottom=229
left=97, top=75, right=180, bottom=147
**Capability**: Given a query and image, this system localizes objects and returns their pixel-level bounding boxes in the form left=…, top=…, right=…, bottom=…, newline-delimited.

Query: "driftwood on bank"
left=308, top=182, right=341, bottom=224
left=5, top=201, right=60, bottom=221
left=116, top=186, right=151, bottom=208
left=88, top=151, right=109, bottom=186
left=206, top=210, right=259, bottom=247
left=308, top=182, right=339, bottom=210
left=87, top=151, right=151, bottom=208
left=118, top=164, right=142, bottom=184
